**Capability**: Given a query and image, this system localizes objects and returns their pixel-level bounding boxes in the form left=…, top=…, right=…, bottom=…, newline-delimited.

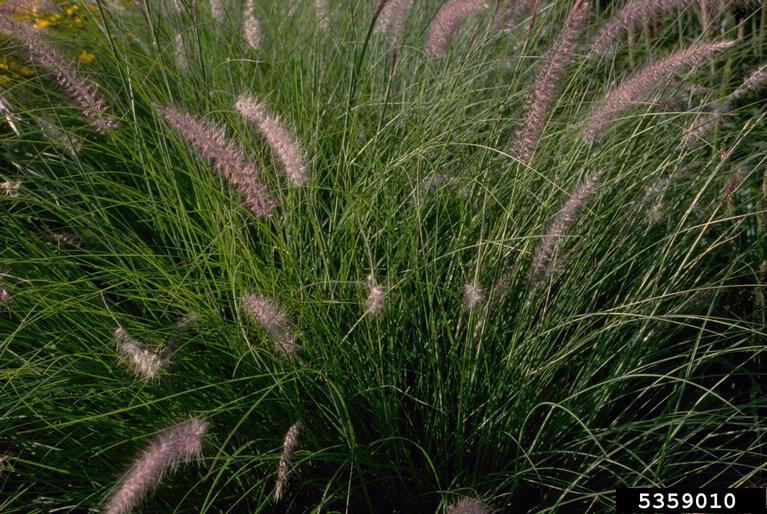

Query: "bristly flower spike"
left=113, top=327, right=167, bottom=380
left=583, top=40, right=734, bottom=142
left=589, top=0, right=692, bottom=54
left=513, top=0, right=590, bottom=163
left=462, top=282, right=484, bottom=311
left=425, top=0, right=488, bottom=58
left=446, top=497, right=493, bottom=514
left=274, top=421, right=302, bottom=502
left=315, top=0, right=330, bottom=30
left=374, top=0, right=414, bottom=48
left=157, top=105, right=276, bottom=217
left=530, top=169, right=602, bottom=289
left=243, top=0, right=262, bottom=49
left=242, top=292, right=302, bottom=359
left=235, top=94, right=308, bottom=186
left=175, top=33, right=188, bottom=74
left=103, top=418, right=207, bottom=514
left=209, top=0, right=225, bottom=22
left=365, top=274, right=385, bottom=315
left=0, top=14, right=119, bottom=133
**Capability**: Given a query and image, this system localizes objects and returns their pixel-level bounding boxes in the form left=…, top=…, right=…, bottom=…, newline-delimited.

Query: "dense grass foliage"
left=1, top=1, right=766, bottom=512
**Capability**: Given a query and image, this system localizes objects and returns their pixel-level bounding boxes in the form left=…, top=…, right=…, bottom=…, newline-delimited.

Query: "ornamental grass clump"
left=2, top=1, right=767, bottom=513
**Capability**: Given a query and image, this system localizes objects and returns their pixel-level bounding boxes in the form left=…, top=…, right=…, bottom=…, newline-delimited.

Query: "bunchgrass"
left=1, top=1, right=766, bottom=512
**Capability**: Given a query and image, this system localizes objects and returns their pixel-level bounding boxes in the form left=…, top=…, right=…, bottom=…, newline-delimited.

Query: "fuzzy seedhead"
left=0, top=14, right=119, bottom=133
left=243, top=0, right=262, bottom=49
left=274, top=421, right=302, bottom=502
left=235, top=94, right=308, bottom=186
left=113, top=327, right=167, bottom=380
left=425, top=0, right=488, bottom=58
left=242, top=292, right=302, bottom=359
left=513, top=0, right=591, bottom=163
left=446, top=497, right=493, bottom=514
left=530, top=169, right=602, bottom=289
left=103, top=418, right=207, bottom=514
left=583, top=41, right=734, bottom=141
left=365, top=274, right=386, bottom=315
left=157, top=104, right=276, bottom=217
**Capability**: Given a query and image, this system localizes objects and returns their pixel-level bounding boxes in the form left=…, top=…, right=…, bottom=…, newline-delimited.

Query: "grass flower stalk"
left=531, top=169, right=601, bottom=288
left=425, top=0, right=488, bottom=58
left=374, top=0, right=414, bottom=48
left=242, top=292, right=301, bottom=359
left=243, top=0, right=262, bottom=49
left=315, top=0, right=329, bottom=30
left=513, top=0, right=590, bottom=162
left=113, top=327, right=166, bottom=380
left=274, top=421, right=301, bottom=502
left=365, top=274, right=385, bottom=315
left=235, top=94, right=308, bottom=186
left=583, top=40, right=734, bottom=141
left=589, top=0, right=693, bottom=54
left=103, top=418, right=207, bottom=514
left=0, top=14, right=119, bottom=133
left=446, top=497, right=492, bottom=514
left=157, top=105, right=276, bottom=217
left=463, top=282, right=484, bottom=311
left=174, top=33, right=188, bottom=74
left=209, top=0, right=225, bottom=22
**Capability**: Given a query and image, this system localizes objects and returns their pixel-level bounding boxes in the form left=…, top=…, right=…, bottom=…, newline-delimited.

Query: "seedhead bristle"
left=513, top=0, right=591, bottom=163
left=446, top=497, right=492, bottom=514
left=365, top=274, right=386, bottom=315
left=243, top=0, right=262, bottom=49
left=462, top=282, right=484, bottom=311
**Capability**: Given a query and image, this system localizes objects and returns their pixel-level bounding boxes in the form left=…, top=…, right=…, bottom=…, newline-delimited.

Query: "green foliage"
left=1, top=1, right=765, bottom=512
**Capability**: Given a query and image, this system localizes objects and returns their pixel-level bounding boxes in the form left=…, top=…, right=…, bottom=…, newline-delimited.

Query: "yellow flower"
left=32, top=17, right=51, bottom=29
left=79, top=50, right=96, bottom=64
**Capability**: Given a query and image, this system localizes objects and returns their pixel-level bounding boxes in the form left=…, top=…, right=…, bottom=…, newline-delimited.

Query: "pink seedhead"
left=274, top=421, right=302, bottom=502
left=113, top=327, right=166, bottom=380
left=513, top=0, right=590, bottom=163
left=679, top=99, right=728, bottom=150
left=732, top=61, right=767, bottom=100
left=531, top=169, right=602, bottom=289
left=374, top=0, right=414, bottom=48
left=103, top=418, right=207, bottom=514
left=315, top=0, right=330, bottom=30
left=494, top=0, right=538, bottom=31
left=462, top=282, right=484, bottom=311
left=446, top=497, right=493, bottom=514
left=235, top=94, right=308, bottom=187
left=583, top=41, right=734, bottom=142
left=209, top=0, right=225, bottom=22
left=0, top=14, right=119, bottom=133
left=0, top=289, right=9, bottom=303
left=242, top=292, right=301, bottom=359
left=243, top=0, right=262, bottom=49
left=158, top=105, right=276, bottom=217
left=175, top=33, right=188, bottom=74
left=589, top=0, right=692, bottom=54
left=425, top=0, right=488, bottom=58
left=365, top=274, right=385, bottom=315
left=1, top=179, right=20, bottom=197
